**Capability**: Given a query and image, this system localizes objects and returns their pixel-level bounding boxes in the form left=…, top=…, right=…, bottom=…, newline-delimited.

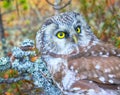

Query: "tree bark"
left=0, top=9, right=4, bottom=41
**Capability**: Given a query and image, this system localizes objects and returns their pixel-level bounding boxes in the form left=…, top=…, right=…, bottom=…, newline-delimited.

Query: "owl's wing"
left=74, top=42, right=120, bottom=58
left=68, top=56, right=120, bottom=91
left=68, top=43, right=120, bottom=90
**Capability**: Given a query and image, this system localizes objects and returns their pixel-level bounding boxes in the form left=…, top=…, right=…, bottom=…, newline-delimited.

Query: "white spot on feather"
left=106, top=52, right=109, bottom=56
left=117, top=54, right=120, bottom=57
left=95, top=65, right=101, bottom=70
left=108, top=74, right=115, bottom=78
left=108, top=79, right=114, bottom=83
left=87, top=89, right=118, bottom=95
left=70, top=66, right=74, bottom=70
left=117, top=86, right=120, bottom=90
left=87, top=46, right=91, bottom=49
left=89, top=81, right=93, bottom=83
left=91, top=51, right=94, bottom=54
left=104, top=69, right=111, bottom=73
left=100, top=52, right=110, bottom=57
left=101, top=55, right=108, bottom=57
left=75, top=70, right=78, bottom=73
left=70, top=87, right=81, bottom=91
left=99, top=52, right=103, bottom=55
left=99, top=76, right=105, bottom=83
left=112, top=49, right=116, bottom=54
left=115, top=66, right=119, bottom=70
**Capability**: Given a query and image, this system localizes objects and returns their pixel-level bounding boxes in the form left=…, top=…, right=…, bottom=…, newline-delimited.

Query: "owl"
left=36, top=12, right=120, bottom=95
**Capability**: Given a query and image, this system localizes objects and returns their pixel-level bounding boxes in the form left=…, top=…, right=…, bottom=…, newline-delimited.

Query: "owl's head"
left=36, top=12, right=98, bottom=55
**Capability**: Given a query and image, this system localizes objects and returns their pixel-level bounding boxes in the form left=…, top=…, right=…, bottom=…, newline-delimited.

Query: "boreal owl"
left=36, top=12, right=120, bottom=95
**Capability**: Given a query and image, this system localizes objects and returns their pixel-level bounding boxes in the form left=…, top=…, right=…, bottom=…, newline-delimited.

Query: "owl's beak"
left=72, top=35, right=78, bottom=44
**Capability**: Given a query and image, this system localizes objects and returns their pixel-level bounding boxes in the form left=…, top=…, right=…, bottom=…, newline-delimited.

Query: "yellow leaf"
left=30, top=56, right=38, bottom=62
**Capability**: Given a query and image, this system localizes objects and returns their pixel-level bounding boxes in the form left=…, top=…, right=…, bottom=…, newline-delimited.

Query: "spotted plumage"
left=36, top=12, right=120, bottom=95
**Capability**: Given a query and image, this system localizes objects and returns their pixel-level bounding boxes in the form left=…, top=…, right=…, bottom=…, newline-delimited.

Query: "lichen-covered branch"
left=0, top=39, right=62, bottom=95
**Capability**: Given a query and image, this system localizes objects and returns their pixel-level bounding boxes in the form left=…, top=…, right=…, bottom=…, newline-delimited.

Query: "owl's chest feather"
left=43, top=56, right=68, bottom=74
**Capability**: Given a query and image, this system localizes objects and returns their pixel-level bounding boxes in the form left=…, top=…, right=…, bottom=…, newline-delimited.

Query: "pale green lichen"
left=0, top=39, right=62, bottom=95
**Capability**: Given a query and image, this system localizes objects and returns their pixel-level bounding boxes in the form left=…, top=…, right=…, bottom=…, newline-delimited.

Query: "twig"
left=15, top=0, right=20, bottom=17
left=54, top=0, right=72, bottom=10
left=0, top=8, right=4, bottom=40
left=46, top=0, right=55, bottom=6
left=46, top=0, right=72, bottom=10
left=0, top=75, right=31, bottom=84
left=2, top=9, right=16, bottom=15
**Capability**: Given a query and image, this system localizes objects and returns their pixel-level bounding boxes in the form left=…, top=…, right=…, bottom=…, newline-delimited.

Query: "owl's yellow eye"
left=75, top=26, right=81, bottom=34
left=56, top=32, right=66, bottom=39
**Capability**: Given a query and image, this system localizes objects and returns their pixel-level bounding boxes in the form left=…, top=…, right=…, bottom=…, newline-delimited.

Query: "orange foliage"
left=30, top=56, right=38, bottom=62
left=5, top=92, right=14, bottom=95
left=4, top=73, right=9, bottom=79
left=100, top=31, right=108, bottom=42
left=13, top=88, right=18, bottom=93
left=29, top=0, right=53, bottom=15
left=9, top=69, right=14, bottom=74
left=4, top=31, right=10, bottom=38
left=106, top=0, right=115, bottom=8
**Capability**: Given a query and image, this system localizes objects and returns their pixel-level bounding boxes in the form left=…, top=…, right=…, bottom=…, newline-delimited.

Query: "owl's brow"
left=76, top=21, right=81, bottom=24
left=52, top=14, right=74, bottom=26
left=73, top=21, right=81, bottom=29
left=44, top=19, right=53, bottom=26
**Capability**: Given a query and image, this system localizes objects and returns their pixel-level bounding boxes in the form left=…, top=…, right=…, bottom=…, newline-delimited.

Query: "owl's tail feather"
left=69, top=80, right=101, bottom=92
left=63, top=80, right=120, bottom=95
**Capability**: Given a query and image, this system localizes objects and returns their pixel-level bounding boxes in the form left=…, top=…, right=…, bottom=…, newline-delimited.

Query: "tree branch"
left=0, top=8, right=4, bottom=40
left=0, top=75, right=31, bottom=84
left=46, top=0, right=72, bottom=10
left=46, top=0, right=55, bottom=6
left=54, top=0, right=72, bottom=10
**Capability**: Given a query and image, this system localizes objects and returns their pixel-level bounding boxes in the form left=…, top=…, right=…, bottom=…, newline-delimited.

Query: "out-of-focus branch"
left=15, top=0, right=20, bottom=17
left=46, top=0, right=55, bottom=6
left=0, top=8, right=4, bottom=40
left=54, top=0, right=72, bottom=10
left=46, top=0, right=72, bottom=10
left=0, top=75, right=31, bottom=84
left=2, top=9, right=16, bottom=15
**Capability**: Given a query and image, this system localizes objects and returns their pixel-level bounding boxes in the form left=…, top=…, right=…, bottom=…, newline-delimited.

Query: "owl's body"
left=36, top=12, right=120, bottom=95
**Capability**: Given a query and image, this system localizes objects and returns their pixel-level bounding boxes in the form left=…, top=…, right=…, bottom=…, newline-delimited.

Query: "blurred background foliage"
left=0, top=0, right=120, bottom=57
left=0, top=0, right=119, bottom=94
